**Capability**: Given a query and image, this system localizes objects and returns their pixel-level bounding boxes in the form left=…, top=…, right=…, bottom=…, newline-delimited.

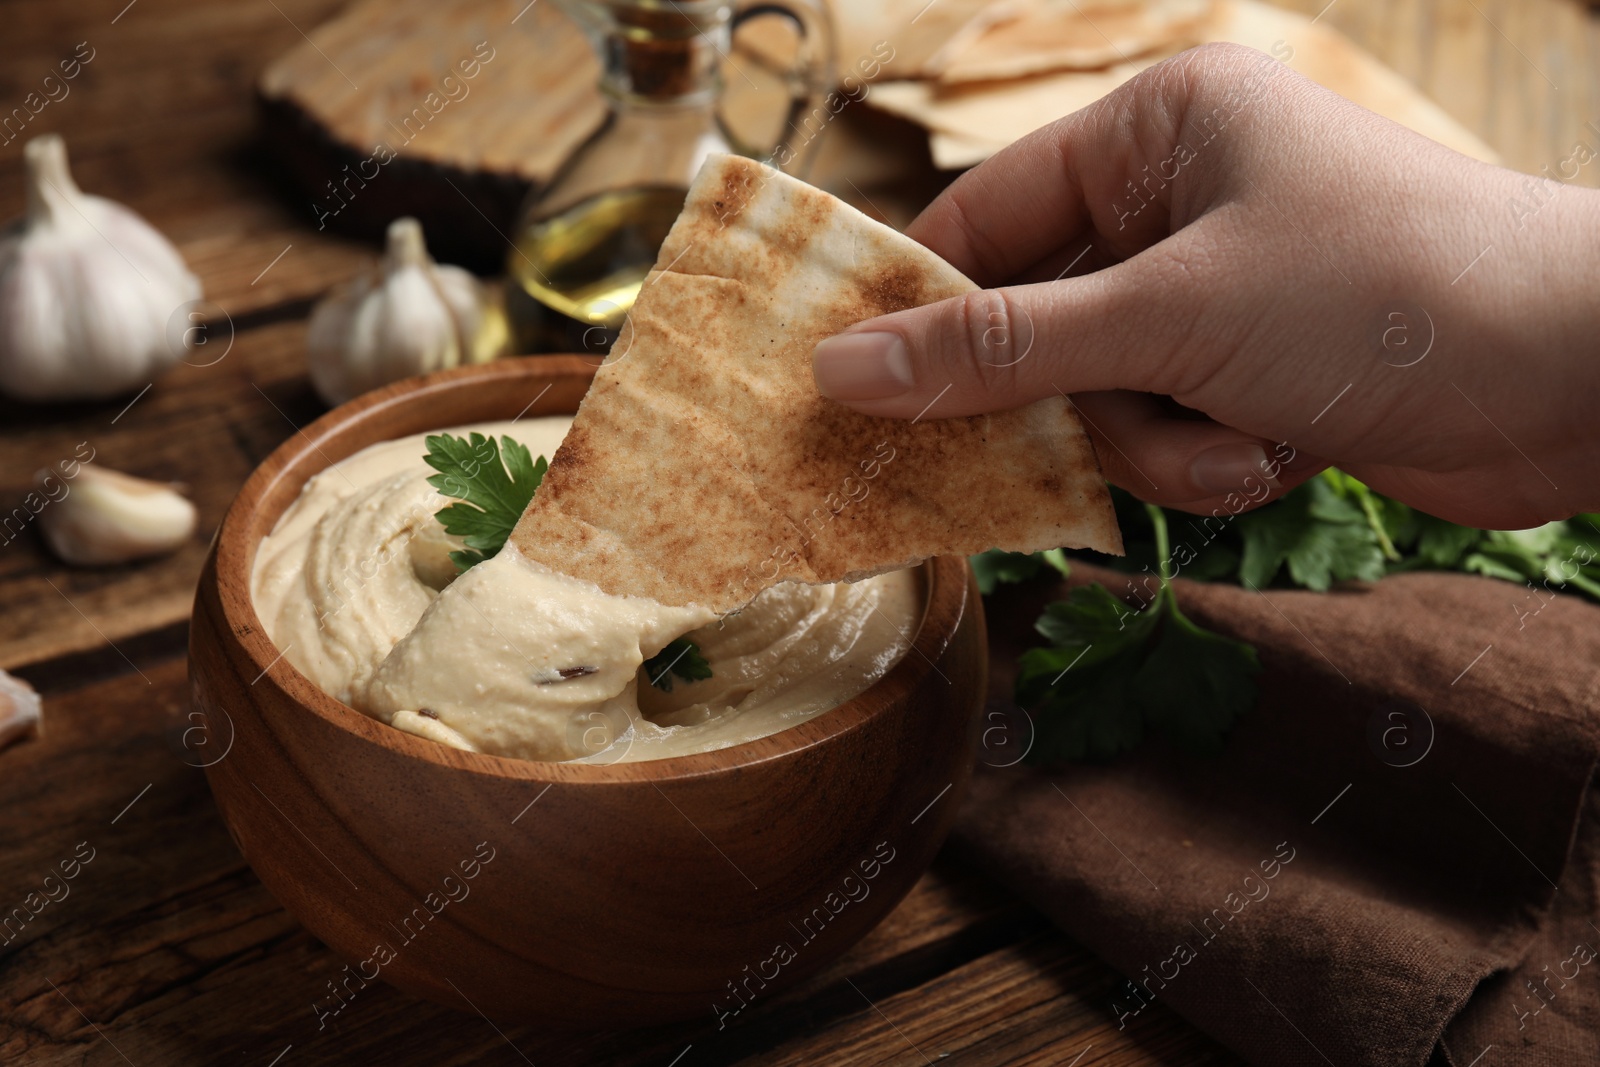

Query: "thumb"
left=811, top=262, right=1207, bottom=420
left=809, top=258, right=1301, bottom=508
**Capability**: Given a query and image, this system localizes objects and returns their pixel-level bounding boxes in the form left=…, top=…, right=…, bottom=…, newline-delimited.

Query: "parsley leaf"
left=644, top=638, right=713, bottom=691
left=1016, top=584, right=1158, bottom=759
left=1136, top=607, right=1263, bottom=753
left=1413, top=517, right=1484, bottom=568
left=424, top=432, right=548, bottom=572
left=1016, top=505, right=1260, bottom=763
left=1236, top=474, right=1387, bottom=591
left=969, top=548, right=1071, bottom=594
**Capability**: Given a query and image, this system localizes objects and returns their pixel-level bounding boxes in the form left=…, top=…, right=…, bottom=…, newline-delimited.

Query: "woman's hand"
left=812, top=43, right=1600, bottom=529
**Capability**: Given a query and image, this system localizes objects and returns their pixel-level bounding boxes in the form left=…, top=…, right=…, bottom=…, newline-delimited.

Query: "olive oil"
left=505, top=185, right=688, bottom=354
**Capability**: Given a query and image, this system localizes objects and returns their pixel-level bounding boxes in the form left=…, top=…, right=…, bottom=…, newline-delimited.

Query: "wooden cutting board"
left=256, top=0, right=608, bottom=268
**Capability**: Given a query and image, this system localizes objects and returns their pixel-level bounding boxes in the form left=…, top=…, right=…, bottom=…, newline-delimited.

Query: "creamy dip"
left=250, top=419, right=920, bottom=763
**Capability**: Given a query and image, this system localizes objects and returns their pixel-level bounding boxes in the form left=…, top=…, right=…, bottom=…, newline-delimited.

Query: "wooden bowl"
left=188, top=356, right=987, bottom=1027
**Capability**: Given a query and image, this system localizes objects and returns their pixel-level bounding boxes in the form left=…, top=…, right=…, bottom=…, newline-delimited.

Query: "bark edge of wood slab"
left=187, top=355, right=988, bottom=1026
left=253, top=93, right=530, bottom=272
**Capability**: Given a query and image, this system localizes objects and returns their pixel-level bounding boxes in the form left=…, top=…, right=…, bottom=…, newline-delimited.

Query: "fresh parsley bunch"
left=1233, top=471, right=1600, bottom=594
left=980, top=470, right=1600, bottom=764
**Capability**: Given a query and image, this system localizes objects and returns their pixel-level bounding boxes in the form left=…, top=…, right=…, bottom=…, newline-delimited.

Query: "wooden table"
left=1, top=1, right=1594, bottom=1063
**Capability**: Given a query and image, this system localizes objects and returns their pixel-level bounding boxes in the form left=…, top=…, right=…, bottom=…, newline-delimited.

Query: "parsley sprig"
left=1010, top=505, right=1260, bottom=762
left=644, top=637, right=713, bottom=691
left=424, top=432, right=548, bottom=572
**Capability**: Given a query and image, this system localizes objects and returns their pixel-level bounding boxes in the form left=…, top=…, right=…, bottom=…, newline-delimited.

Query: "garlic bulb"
left=307, top=217, right=507, bottom=406
left=0, top=134, right=202, bottom=402
left=36, top=465, right=197, bottom=566
left=0, top=668, right=41, bottom=752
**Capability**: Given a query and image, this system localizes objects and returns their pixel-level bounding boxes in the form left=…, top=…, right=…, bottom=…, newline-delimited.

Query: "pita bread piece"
left=933, top=0, right=1213, bottom=83
left=510, top=154, right=1120, bottom=613
left=735, top=0, right=1030, bottom=81
left=868, top=0, right=1497, bottom=167
left=867, top=59, right=1158, bottom=144
left=928, top=130, right=1011, bottom=169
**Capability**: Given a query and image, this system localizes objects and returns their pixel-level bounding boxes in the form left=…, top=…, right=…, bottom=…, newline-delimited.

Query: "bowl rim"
left=210, top=357, right=970, bottom=785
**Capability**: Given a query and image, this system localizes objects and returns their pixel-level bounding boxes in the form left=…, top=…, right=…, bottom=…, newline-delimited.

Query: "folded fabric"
left=955, top=563, right=1600, bottom=1066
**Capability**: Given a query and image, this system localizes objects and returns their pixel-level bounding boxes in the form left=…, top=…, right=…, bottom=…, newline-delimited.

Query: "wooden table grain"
left=1, top=1, right=1594, bottom=1063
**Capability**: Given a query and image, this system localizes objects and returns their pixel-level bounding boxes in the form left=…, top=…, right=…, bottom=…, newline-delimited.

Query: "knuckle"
left=1190, top=40, right=1269, bottom=69
left=1146, top=40, right=1291, bottom=148
left=948, top=289, right=1030, bottom=393
left=1168, top=42, right=1274, bottom=93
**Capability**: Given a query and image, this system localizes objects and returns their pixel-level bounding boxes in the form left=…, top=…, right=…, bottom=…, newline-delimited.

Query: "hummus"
left=250, top=419, right=920, bottom=763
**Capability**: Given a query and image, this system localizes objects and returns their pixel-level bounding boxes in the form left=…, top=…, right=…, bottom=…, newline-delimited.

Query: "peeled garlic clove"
left=0, top=134, right=202, bottom=402
left=0, top=668, right=41, bottom=752
left=36, top=465, right=197, bottom=566
left=307, top=217, right=506, bottom=407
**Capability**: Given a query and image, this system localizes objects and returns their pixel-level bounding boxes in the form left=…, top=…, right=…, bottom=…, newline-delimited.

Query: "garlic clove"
left=306, top=216, right=506, bottom=407
left=0, top=134, right=203, bottom=402
left=305, top=282, right=364, bottom=405
left=0, top=668, right=42, bottom=752
left=434, top=267, right=510, bottom=366
left=36, top=465, right=197, bottom=566
left=368, top=259, right=465, bottom=371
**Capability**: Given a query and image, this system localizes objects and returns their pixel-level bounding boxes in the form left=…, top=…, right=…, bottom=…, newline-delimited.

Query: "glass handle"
left=722, top=0, right=836, bottom=176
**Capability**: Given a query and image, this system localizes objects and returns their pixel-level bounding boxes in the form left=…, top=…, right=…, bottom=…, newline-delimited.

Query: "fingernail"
left=813, top=332, right=914, bottom=402
left=1189, top=443, right=1282, bottom=494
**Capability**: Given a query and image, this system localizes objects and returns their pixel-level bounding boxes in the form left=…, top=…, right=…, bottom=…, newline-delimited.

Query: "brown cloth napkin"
left=953, top=563, right=1600, bottom=1066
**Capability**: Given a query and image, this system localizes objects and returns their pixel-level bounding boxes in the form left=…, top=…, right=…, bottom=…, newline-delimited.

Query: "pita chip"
left=509, top=155, right=1121, bottom=613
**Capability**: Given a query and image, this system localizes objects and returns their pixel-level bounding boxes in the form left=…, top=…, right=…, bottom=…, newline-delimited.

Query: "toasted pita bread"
left=929, top=130, right=1013, bottom=169
left=932, top=0, right=1213, bottom=83
left=510, top=155, right=1121, bottom=613
left=735, top=0, right=1031, bottom=82
left=867, top=56, right=1162, bottom=142
left=867, top=0, right=1498, bottom=166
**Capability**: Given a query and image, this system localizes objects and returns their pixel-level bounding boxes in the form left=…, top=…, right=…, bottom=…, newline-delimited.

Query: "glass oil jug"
left=505, top=0, right=834, bottom=354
